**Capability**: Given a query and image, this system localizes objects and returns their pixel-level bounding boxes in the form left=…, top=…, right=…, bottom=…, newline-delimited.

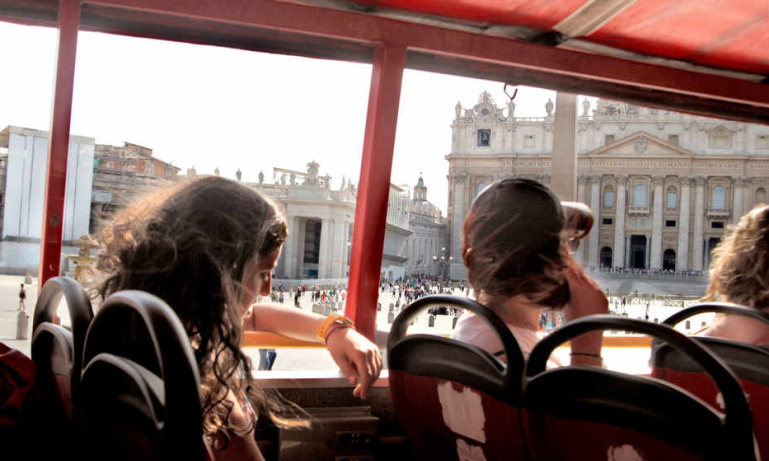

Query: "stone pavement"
left=0, top=275, right=38, bottom=358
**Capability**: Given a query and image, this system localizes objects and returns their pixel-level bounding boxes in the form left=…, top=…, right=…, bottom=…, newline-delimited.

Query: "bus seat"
left=388, top=295, right=526, bottom=461
left=79, top=290, right=207, bottom=461
left=651, top=302, right=769, bottom=457
left=28, top=277, right=93, bottom=454
left=523, top=315, right=755, bottom=461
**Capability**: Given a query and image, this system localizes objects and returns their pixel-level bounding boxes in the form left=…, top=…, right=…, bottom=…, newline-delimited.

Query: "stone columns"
left=650, top=175, right=665, bottom=269
left=587, top=175, right=601, bottom=268
left=732, top=178, right=745, bottom=224
left=613, top=175, right=628, bottom=268
left=318, top=218, right=331, bottom=278
left=692, top=177, right=706, bottom=271
left=330, top=218, right=346, bottom=278
left=341, top=222, right=350, bottom=277
left=575, top=175, right=588, bottom=265
left=283, top=216, right=298, bottom=278
left=677, top=177, right=691, bottom=271
left=551, top=92, right=578, bottom=200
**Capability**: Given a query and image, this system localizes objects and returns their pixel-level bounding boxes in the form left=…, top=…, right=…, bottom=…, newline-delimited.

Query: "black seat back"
left=28, top=277, right=93, bottom=454
left=388, top=295, right=527, bottom=461
left=79, top=290, right=206, bottom=461
left=523, top=315, right=755, bottom=461
left=652, top=302, right=769, bottom=456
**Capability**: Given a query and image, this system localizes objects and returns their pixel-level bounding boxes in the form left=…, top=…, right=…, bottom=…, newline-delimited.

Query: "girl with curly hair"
left=452, top=178, right=608, bottom=366
left=96, top=176, right=381, bottom=460
left=702, top=204, right=769, bottom=345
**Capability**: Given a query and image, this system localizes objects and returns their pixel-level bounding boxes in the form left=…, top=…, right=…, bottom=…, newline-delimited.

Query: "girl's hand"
left=325, top=328, right=383, bottom=399
left=562, top=259, right=609, bottom=322
left=561, top=258, right=608, bottom=367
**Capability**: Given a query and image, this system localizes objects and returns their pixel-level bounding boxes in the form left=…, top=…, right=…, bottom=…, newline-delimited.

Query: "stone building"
left=447, top=92, right=769, bottom=279
left=0, top=126, right=94, bottom=273
left=402, top=175, right=447, bottom=276
left=254, top=162, right=414, bottom=282
left=90, top=141, right=180, bottom=232
left=253, top=162, right=357, bottom=280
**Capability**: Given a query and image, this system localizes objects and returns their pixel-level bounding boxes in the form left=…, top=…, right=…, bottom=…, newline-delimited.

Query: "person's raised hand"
left=562, top=258, right=609, bottom=322
left=325, top=327, right=382, bottom=399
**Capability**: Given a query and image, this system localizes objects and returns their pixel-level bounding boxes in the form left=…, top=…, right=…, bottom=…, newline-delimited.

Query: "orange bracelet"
left=316, top=313, right=354, bottom=344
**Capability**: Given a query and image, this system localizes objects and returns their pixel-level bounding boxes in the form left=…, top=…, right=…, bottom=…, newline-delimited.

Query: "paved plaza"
left=0, top=273, right=711, bottom=374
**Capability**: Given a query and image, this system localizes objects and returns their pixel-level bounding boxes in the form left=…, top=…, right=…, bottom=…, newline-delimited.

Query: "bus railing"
left=242, top=331, right=654, bottom=349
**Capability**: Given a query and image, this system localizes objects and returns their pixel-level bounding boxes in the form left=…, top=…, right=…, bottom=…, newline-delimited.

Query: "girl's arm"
left=562, top=260, right=609, bottom=367
left=243, top=303, right=382, bottom=399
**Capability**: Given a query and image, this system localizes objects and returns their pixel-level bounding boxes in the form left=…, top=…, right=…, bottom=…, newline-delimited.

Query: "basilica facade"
left=447, top=92, right=769, bottom=279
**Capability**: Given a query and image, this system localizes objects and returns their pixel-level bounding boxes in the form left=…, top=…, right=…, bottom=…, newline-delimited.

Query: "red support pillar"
left=38, top=0, right=81, bottom=290
left=345, top=44, right=406, bottom=340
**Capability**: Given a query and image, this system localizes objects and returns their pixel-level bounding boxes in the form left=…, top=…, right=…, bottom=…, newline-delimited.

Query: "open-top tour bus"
left=2, top=0, right=768, bottom=460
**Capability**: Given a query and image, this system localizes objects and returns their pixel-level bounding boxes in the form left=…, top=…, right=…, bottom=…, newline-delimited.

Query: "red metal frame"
left=38, top=0, right=80, bottom=290
left=346, top=45, right=406, bottom=339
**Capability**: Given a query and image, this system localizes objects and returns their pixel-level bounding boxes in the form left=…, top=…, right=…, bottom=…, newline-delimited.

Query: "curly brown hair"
left=462, top=178, right=570, bottom=309
left=95, top=176, right=289, bottom=443
left=706, top=205, right=769, bottom=308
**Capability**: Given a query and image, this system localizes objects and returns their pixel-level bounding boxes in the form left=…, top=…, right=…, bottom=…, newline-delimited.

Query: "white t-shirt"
left=451, top=312, right=563, bottom=368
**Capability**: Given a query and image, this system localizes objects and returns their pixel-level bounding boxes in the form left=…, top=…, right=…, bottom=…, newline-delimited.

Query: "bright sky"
left=0, top=20, right=563, bottom=213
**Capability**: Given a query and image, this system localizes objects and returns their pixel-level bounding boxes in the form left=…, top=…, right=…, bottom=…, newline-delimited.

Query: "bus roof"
left=1, top=0, right=767, bottom=123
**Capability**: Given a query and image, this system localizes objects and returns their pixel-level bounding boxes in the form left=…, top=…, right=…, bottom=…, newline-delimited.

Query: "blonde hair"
left=706, top=205, right=769, bottom=308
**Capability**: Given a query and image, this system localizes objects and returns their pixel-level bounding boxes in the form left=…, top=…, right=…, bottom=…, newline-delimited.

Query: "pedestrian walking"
left=18, top=283, right=26, bottom=311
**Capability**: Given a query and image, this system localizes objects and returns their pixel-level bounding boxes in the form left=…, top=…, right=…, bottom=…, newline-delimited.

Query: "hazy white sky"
left=0, top=20, right=563, bottom=213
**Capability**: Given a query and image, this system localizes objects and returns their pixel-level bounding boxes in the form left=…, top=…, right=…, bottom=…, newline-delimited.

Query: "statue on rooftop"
left=455, top=101, right=462, bottom=121
left=545, top=98, right=554, bottom=117
left=214, top=167, right=220, bottom=176
left=236, top=168, right=242, bottom=182
left=258, top=170, right=264, bottom=184
left=507, top=98, right=516, bottom=121
left=582, top=99, right=591, bottom=117
left=307, top=161, right=320, bottom=185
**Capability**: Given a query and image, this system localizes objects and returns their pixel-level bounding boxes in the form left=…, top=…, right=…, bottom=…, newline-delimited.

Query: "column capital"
left=451, top=172, right=468, bottom=183
left=734, top=177, right=750, bottom=188
left=589, top=174, right=602, bottom=184
left=652, top=175, right=665, bottom=186
left=578, top=174, right=590, bottom=185
left=693, top=176, right=707, bottom=187
left=679, top=175, right=692, bottom=187
left=615, top=174, right=628, bottom=186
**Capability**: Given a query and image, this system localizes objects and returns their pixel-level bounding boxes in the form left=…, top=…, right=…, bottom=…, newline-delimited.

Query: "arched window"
left=712, top=186, right=726, bottom=209
left=476, top=182, right=486, bottom=197
left=603, top=186, right=614, bottom=209
left=666, top=186, right=677, bottom=210
left=633, top=183, right=647, bottom=207
left=757, top=188, right=767, bottom=205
